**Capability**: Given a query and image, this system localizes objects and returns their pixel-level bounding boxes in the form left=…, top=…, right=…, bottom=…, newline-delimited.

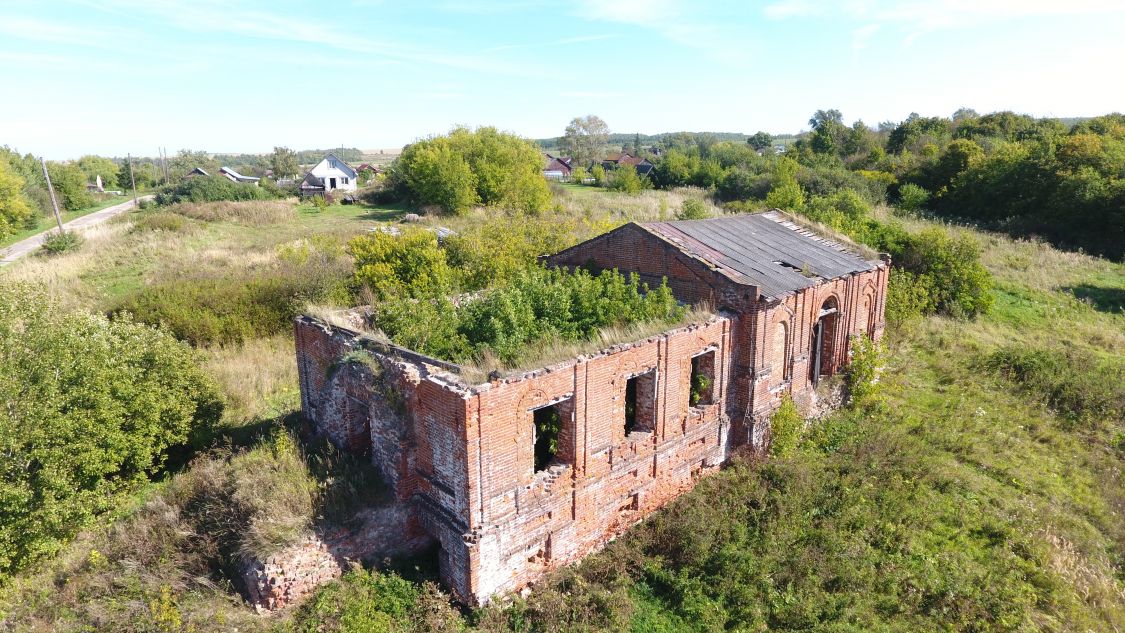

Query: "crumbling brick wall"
left=458, top=316, right=734, bottom=600
left=292, top=230, right=889, bottom=606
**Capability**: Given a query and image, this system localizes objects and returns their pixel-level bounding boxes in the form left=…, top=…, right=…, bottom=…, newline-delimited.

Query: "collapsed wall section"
left=292, top=317, right=477, bottom=598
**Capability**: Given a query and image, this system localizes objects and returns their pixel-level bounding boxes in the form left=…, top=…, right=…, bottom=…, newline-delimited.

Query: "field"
left=0, top=190, right=1122, bottom=631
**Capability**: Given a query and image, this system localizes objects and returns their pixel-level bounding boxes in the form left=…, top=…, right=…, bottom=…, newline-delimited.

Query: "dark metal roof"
left=639, top=211, right=879, bottom=299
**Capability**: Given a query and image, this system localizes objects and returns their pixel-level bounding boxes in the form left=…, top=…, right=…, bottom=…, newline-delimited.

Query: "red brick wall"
left=293, top=242, right=890, bottom=605
left=462, top=316, right=733, bottom=601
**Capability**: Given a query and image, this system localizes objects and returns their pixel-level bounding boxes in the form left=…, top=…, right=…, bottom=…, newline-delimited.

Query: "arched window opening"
left=773, top=320, right=790, bottom=381
left=810, top=297, right=839, bottom=385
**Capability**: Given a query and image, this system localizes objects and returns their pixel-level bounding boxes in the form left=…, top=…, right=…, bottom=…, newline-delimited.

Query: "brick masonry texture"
left=291, top=217, right=889, bottom=607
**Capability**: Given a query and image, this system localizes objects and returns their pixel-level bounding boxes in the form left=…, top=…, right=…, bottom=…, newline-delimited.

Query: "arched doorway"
left=810, top=297, right=839, bottom=385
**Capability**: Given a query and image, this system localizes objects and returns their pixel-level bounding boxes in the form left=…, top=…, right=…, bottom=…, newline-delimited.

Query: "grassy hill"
left=0, top=192, right=1121, bottom=631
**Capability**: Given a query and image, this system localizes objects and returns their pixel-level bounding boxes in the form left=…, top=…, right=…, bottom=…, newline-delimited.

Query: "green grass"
left=0, top=194, right=142, bottom=249
left=0, top=192, right=1122, bottom=631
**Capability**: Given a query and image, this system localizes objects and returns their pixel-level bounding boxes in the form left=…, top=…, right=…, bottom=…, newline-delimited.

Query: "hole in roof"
left=774, top=260, right=819, bottom=278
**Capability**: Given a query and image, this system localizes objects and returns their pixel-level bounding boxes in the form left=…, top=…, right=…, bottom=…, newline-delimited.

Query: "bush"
left=349, top=228, right=455, bottom=301
left=374, top=266, right=685, bottom=364
left=0, top=282, right=223, bottom=577
left=677, top=198, right=710, bottom=220
left=39, top=229, right=83, bottom=255
left=983, top=346, right=1123, bottom=426
left=846, top=333, right=883, bottom=409
left=897, top=182, right=931, bottom=212
left=132, top=211, right=187, bottom=233
left=154, top=175, right=280, bottom=206
left=292, top=570, right=460, bottom=633
left=46, top=162, right=94, bottom=211
left=769, top=396, right=803, bottom=457
left=894, top=228, right=993, bottom=318
left=884, top=268, right=932, bottom=324
left=794, top=191, right=993, bottom=320
left=610, top=163, right=647, bottom=194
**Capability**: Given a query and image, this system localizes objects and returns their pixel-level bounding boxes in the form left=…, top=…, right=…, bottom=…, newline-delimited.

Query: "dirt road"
left=0, top=195, right=152, bottom=267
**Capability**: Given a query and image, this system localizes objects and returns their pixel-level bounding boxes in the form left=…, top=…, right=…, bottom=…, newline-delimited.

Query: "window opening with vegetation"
left=533, top=404, right=563, bottom=472
left=624, top=370, right=657, bottom=435
left=689, top=351, right=716, bottom=407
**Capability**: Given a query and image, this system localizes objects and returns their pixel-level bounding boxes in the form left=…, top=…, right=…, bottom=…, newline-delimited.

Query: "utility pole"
left=127, top=153, right=138, bottom=207
left=40, top=157, right=64, bottom=232
left=160, top=147, right=169, bottom=183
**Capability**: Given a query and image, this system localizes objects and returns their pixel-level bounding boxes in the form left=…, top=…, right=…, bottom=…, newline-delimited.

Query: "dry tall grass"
left=168, top=200, right=297, bottom=225
left=552, top=184, right=723, bottom=223
left=201, top=335, right=300, bottom=425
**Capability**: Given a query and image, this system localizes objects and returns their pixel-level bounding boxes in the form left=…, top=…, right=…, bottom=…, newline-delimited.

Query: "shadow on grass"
left=1066, top=284, right=1125, bottom=313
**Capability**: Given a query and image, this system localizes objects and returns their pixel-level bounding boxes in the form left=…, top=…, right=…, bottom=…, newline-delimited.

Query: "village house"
left=542, top=153, right=573, bottom=181
left=598, top=152, right=655, bottom=178
left=299, top=153, right=359, bottom=196
left=283, top=211, right=889, bottom=609
left=219, top=166, right=260, bottom=185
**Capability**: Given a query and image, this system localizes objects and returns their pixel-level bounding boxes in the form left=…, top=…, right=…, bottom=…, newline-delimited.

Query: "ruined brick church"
left=293, top=211, right=889, bottom=606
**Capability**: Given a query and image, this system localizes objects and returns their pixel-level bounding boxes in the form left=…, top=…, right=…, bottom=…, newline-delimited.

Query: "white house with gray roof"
left=299, top=154, right=358, bottom=196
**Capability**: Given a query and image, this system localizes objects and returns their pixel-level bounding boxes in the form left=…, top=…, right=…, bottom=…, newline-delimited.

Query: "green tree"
left=0, top=282, right=223, bottom=576
left=654, top=149, right=693, bottom=188
left=809, top=109, right=844, bottom=130
left=399, top=143, right=478, bottom=214
left=268, top=146, right=299, bottom=179
left=570, top=165, right=588, bottom=184
left=168, top=150, right=219, bottom=180
left=0, top=161, right=32, bottom=236
left=392, top=127, right=549, bottom=214
left=768, top=396, right=802, bottom=457
left=610, top=163, right=645, bottom=194
left=45, top=162, right=93, bottom=210
left=846, top=334, right=883, bottom=409
left=591, top=164, right=607, bottom=187
left=748, top=131, right=773, bottom=151
left=561, top=115, right=611, bottom=166
left=765, top=157, right=805, bottom=209
left=76, top=155, right=118, bottom=189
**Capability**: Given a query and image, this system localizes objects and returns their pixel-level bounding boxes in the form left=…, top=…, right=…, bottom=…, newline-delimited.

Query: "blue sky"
left=3, top=0, right=1124, bottom=159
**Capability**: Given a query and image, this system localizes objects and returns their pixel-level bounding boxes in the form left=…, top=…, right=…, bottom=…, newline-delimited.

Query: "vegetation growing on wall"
left=373, top=265, right=683, bottom=365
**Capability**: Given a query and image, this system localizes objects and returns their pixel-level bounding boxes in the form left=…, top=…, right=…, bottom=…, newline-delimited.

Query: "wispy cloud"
left=764, top=0, right=1125, bottom=26
left=559, top=90, right=625, bottom=98
left=0, top=16, right=130, bottom=50
left=572, top=0, right=752, bottom=65
left=851, top=23, right=879, bottom=50
left=74, top=0, right=541, bottom=76
left=485, top=33, right=617, bottom=52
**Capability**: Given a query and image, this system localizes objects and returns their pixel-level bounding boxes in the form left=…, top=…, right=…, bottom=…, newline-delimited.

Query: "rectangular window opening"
left=532, top=397, right=575, bottom=473
left=624, top=370, right=657, bottom=436
left=689, top=351, right=716, bottom=407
